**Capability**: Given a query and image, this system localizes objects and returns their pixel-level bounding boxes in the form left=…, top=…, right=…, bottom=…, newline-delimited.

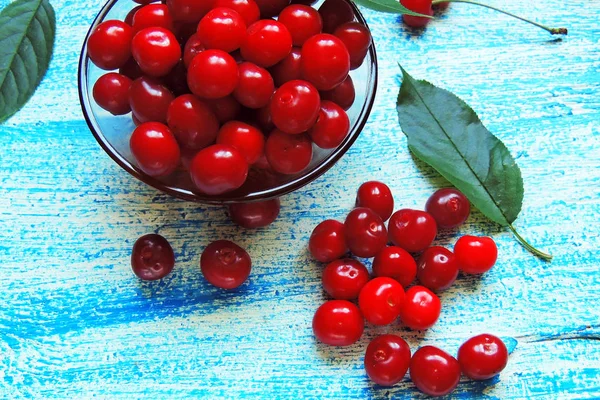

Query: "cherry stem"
left=431, top=0, right=568, bottom=35
left=508, top=224, right=553, bottom=261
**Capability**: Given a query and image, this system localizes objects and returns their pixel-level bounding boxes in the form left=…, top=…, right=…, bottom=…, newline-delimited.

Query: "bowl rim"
left=78, top=0, right=378, bottom=204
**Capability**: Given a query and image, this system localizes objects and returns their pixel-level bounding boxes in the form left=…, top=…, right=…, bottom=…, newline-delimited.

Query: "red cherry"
left=167, top=94, right=219, bottom=150
left=312, top=300, right=364, bottom=346
left=372, top=246, right=416, bottom=288
left=131, top=27, right=181, bottom=77
left=241, top=20, right=293, bottom=68
left=355, top=181, right=394, bottom=221
left=399, top=285, right=441, bottom=330
left=132, top=4, right=175, bottom=33
left=174, top=21, right=198, bottom=44
left=129, top=76, right=175, bottom=123
left=161, top=61, right=190, bottom=96
left=333, top=22, right=372, bottom=70
left=133, top=0, right=154, bottom=4
left=417, top=246, right=459, bottom=291
left=93, top=72, right=132, bottom=115
left=400, top=0, right=434, bottom=28
left=291, top=0, right=317, bottom=4
left=189, top=144, right=249, bottom=195
left=233, top=62, right=275, bottom=109
left=119, top=57, right=144, bottom=81
left=454, top=235, right=498, bottom=274
left=308, top=101, right=349, bottom=149
left=228, top=198, right=280, bottom=228
left=458, top=334, right=509, bottom=380
left=125, top=5, right=143, bottom=26
left=269, top=47, right=302, bottom=87
left=320, top=74, right=355, bottom=110
left=265, top=130, right=313, bottom=174
left=214, top=0, right=260, bottom=25
left=278, top=5, right=323, bottom=47
left=87, top=20, right=133, bottom=70
left=198, top=7, right=247, bottom=52
left=309, top=219, right=348, bottom=263
left=425, top=188, right=471, bottom=229
left=130, top=122, right=181, bottom=177
left=131, top=234, right=175, bottom=281
left=318, top=0, right=355, bottom=33
left=410, top=346, right=461, bottom=397
left=364, top=335, right=411, bottom=386
left=201, top=240, right=251, bottom=289
left=253, top=0, right=290, bottom=18
left=344, top=207, right=387, bottom=258
left=255, top=105, right=275, bottom=132
left=301, top=33, right=350, bottom=91
left=388, top=209, right=437, bottom=253
left=217, top=121, right=265, bottom=164
left=208, top=95, right=242, bottom=123
left=183, top=33, right=204, bottom=67
left=187, top=49, right=239, bottom=99
left=358, top=277, right=405, bottom=326
left=322, top=259, right=369, bottom=300
left=270, top=80, right=320, bottom=134
left=166, top=0, right=213, bottom=23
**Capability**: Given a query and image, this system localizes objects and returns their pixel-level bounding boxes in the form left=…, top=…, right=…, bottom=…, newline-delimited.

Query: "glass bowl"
left=78, top=0, right=378, bottom=204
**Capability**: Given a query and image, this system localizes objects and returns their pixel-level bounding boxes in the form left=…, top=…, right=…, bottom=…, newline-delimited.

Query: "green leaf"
left=0, top=0, right=56, bottom=123
left=352, top=0, right=433, bottom=17
left=396, top=65, right=552, bottom=260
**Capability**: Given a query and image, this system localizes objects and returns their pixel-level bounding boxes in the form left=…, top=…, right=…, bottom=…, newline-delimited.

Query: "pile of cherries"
left=87, top=0, right=372, bottom=195
left=309, top=181, right=507, bottom=396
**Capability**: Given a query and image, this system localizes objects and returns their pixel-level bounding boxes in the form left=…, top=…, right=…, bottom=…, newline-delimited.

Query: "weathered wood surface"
left=1, top=0, right=599, bottom=398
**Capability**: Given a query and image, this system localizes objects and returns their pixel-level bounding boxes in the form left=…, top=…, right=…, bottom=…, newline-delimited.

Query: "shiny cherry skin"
left=320, top=74, right=355, bottom=110
left=201, top=240, right=252, bottom=289
left=312, top=300, right=364, bottom=346
left=131, top=27, right=181, bottom=77
left=87, top=20, right=133, bottom=70
left=189, top=144, right=249, bottom=195
left=454, top=235, right=498, bottom=274
left=318, top=0, right=355, bottom=33
left=166, top=0, right=213, bottom=23
left=364, top=334, right=411, bottom=386
left=458, top=334, right=509, bottom=380
left=187, top=49, right=239, bottom=99
left=209, top=95, right=242, bottom=123
left=355, top=181, right=394, bottom=222
left=131, top=234, right=175, bottom=281
left=214, top=0, right=260, bottom=25
left=399, top=285, right=441, bottom=330
left=417, top=246, right=459, bottom=291
left=241, top=20, right=293, bottom=68
left=167, top=94, right=219, bottom=150
left=278, top=5, right=323, bottom=47
left=270, top=47, right=302, bottom=87
left=333, top=22, right=372, bottom=69
left=344, top=207, right=387, bottom=258
left=130, top=122, right=181, bottom=177
left=183, top=33, right=204, bottom=68
left=400, top=0, right=434, bottom=29
left=253, top=0, right=290, bottom=18
left=388, top=209, right=437, bottom=253
left=270, top=80, right=320, bottom=134
left=372, top=246, right=416, bottom=288
left=216, top=121, right=265, bottom=164
left=358, top=277, right=405, bottom=326
left=301, top=34, right=350, bottom=91
left=132, top=4, right=174, bottom=33
left=309, top=219, right=348, bottom=263
left=93, top=72, right=132, bottom=115
left=425, top=188, right=471, bottom=229
left=410, top=346, right=461, bottom=397
left=308, top=101, right=349, bottom=149
left=233, top=62, right=275, bottom=109
left=265, top=130, right=313, bottom=174
left=228, top=198, right=280, bottom=228
left=129, top=76, right=175, bottom=123
left=198, top=7, right=247, bottom=52
left=322, top=259, right=369, bottom=300
left=125, top=5, right=143, bottom=26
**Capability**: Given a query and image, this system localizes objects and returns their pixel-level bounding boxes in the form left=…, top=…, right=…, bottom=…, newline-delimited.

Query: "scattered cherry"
left=265, top=130, right=313, bottom=174
left=344, top=207, right=387, bottom=258
left=241, top=20, right=293, bottom=68
left=189, top=144, right=249, bottom=195
left=358, top=277, right=405, bottom=326
left=410, top=346, right=461, bottom=397
left=425, top=188, right=471, bottom=229
left=312, top=300, right=364, bottom=346
left=216, top=121, right=265, bottom=164
left=417, top=246, right=458, bottom=291
left=399, top=285, right=441, bottom=330
left=458, top=334, right=509, bottom=380
left=372, top=246, right=416, bottom=287
left=301, top=33, right=350, bottom=91
left=400, top=0, right=434, bottom=29
left=200, top=240, right=252, bottom=289
left=130, top=122, right=181, bottom=177
left=166, top=94, right=220, bottom=150
left=388, top=209, right=437, bottom=253
left=322, top=258, right=370, bottom=300
left=131, top=234, right=175, bottom=280
left=198, top=7, right=247, bottom=52
left=308, top=219, right=348, bottom=263
left=228, top=198, right=280, bottom=228
left=454, top=235, right=498, bottom=274
left=355, top=181, right=394, bottom=222
left=87, top=20, right=133, bottom=70
left=187, top=49, right=239, bottom=99
left=364, top=334, right=411, bottom=386
left=278, top=4, right=323, bottom=47
left=270, top=80, right=321, bottom=134
left=93, top=73, right=132, bottom=115
left=131, top=27, right=181, bottom=77
left=308, top=100, right=350, bottom=149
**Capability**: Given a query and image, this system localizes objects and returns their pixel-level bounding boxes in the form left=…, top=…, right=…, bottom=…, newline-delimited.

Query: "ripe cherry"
left=93, top=72, right=132, bottom=115
left=309, top=219, right=348, bottom=263
left=358, top=277, right=405, bottom=326
left=301, top=34, right=350, bottom=91
left=265, top=130, right=313, bottom=174
left=166, top=0, right=213, bottom=23
left=131, top=234, right=175, bottom=281
left=312, top=300, right=364, bottom=346
left=270, top=47, right=302, bottom=87
left=198, top=7, right=247, bottom=52
left=388, top=209, right=437, bottom=253
left=131, top=27, right=181, bottom=77
left=183, top=33, right=204, bottom=68
left=333, top=22, right=371, bottom=70
left=308, top=101, right=349, bottom=149
left=129, top=76, right=175, bottom=123
left=233, top=62, right=275, bottom=109
left=344, top=207, right=387, bottom=258
left=320, top=74, right=355, bottom=110
left=241, top=20, right=293, bottom=68
left=278, top=5, right=323, bottom=47
left=318, top=0, right=355, bottom=33
left=216, top=121, right=265, bottom=164
left=372, top=246, right=416, bottom=288
left=125, top=5, right=143, bottom=26
left=253, top=0, right=290, bottom=18
left=425, top=188, right=471, bottom=229
left=201, top=240, right=252, bottom=289
left=130, top=122, right=181, bottom=177
left=214, top=0, right=261, bottom=26
left=410, top=346, right=461, bottom=397
left=454, top=235, right=498, bottom=274
left=255, top=105, right=275, bottom=132
left=87, top=20, right=133, bottom=70
left=322, top=259, right=369, bottom=300
left=364, top=334, right=411, bottom=386
left=161, top=61, right=190, bottom=96
left=187, top=49, right=239, bottom=99
left=355, top=181, right=394, bottom=222
left=417, top=246, right=459, bottom=291
left=228, top=198, right=280, bottom=228
left=270, top=80, right=321, bottom=134
left=399, top=285, right=441, bottom=330
left=166, top=94, right=219, bottom=150
left=189, top=144, right=249, bottom=195
left=209, top=95, right=242, bottom=123
left=132, top=4, right=175, bottom=33
left=458, top=334, right=509, bottom=380
left=119, top=57, right=143, bottom=81
left=400, top=0, right=434, bottom=29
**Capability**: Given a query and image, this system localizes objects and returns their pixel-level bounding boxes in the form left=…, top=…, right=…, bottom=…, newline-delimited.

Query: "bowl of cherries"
left=78, top=0, right=377, bottom=204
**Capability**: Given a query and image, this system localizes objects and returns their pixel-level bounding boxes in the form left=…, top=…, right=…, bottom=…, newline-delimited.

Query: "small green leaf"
left=0, top=0, right=56, bottom=123
left=352, top=0, right=433, bottom=17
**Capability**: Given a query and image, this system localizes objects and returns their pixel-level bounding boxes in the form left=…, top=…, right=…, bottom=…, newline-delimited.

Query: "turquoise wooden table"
left=1, top=0, right=599, bottom=398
